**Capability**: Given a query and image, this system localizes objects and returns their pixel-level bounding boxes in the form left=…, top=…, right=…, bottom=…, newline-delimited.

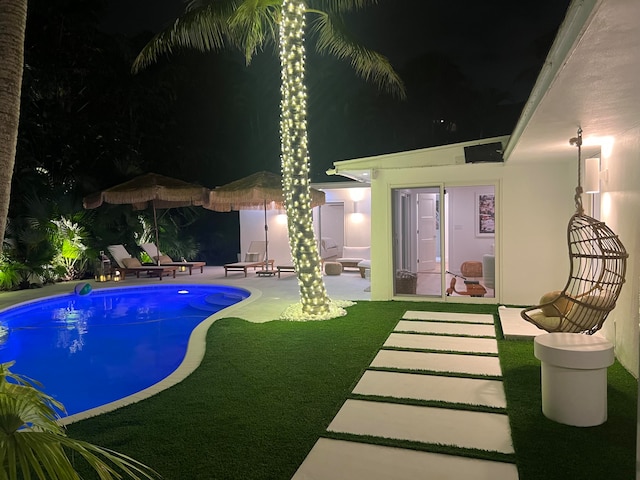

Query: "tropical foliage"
left=133, top=0, right=404, bottom=318
left=0, top=0, right=28, bottom=253
left=0, top=361, right=159, bottom=479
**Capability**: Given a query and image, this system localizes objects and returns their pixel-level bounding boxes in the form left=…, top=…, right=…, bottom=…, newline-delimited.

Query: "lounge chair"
left=107, top=245, right=178, bottom=280
left=139, top=243, right=206, bottom=275
left=337, top=246, right=370, bottom=275
left=224, top=241, right=274, bottom=277
left=320, top=237, right=339, bottom=260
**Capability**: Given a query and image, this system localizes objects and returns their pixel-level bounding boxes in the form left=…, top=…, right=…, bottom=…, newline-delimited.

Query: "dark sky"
left=101, top=0, right=570, bottom=101
left=98, top=0, right=571, bottom=182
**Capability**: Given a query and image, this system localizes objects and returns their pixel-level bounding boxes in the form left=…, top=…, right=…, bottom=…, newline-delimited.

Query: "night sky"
left=97, top=0, right=571, bottom=182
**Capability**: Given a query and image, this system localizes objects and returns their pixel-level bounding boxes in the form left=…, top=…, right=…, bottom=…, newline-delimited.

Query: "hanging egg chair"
left=521, top=129, right=628, bottom=334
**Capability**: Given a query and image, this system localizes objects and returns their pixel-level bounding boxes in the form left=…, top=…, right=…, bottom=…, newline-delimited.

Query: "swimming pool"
left=0, top=284, right=249, bottom=419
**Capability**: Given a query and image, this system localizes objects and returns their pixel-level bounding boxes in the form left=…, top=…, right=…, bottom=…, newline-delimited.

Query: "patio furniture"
left=337, top=246, right=370, bottom=272
left=534, top=332, right=614, bottom=426
left=324, top=262, right=342, bottom=276
left=139, top=242, right=206, bottom=274
left=357, top=259, right=371, bottom=279
left=395, top=270, right=417, bottom=294
left=107, top=245, right=178, bottom=280
left=206, top=171, right=325, bottom=276
left=521, top=129, right=627, bottom=335
left=277, top=265, right=296, bottom=278
left=224, top=241, right=274, bottom=277
left=320, top=237, right=339, bottom=260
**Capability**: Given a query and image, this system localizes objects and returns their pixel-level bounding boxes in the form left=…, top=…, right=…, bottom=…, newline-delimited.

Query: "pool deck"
left=0, top=265, right=371, bottom=323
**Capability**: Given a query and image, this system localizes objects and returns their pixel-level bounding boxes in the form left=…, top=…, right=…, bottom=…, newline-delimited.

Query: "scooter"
left=445, top=271, right=487, bottom=297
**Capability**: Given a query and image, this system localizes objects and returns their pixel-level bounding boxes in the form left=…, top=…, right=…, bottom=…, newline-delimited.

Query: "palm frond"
left=228, top=0, right=281, bottom=64
left=309, top=11, right=406, bottom=99
left=0, top=363, right=160, bottom=479
left=132, top=3, right=236, bottom=73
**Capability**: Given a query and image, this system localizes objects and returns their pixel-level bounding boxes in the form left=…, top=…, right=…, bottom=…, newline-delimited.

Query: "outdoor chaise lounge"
left=224, top=241, right=274, bottom=277
left=139, top=243, right=206, bottom=274
left=107, top=245, right=178, bottom=280
left=337, top=246, right=370, bottom=276
left=320, top=237, right=339, bottom=260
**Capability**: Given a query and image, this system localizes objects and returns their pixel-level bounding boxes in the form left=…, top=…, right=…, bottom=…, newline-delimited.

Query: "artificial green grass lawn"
left=66, top=301, right=637, bottom=479
left=498, top=339, right=637, bottom=480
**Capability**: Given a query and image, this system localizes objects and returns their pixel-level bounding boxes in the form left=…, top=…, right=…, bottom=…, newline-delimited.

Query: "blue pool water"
left=0, top=284, right=249, bottom=417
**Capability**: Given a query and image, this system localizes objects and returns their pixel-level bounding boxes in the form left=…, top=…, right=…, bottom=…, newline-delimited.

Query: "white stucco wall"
left=239, top=185, right=371, bottom=266
left=596, top=127, right=640, bottom=377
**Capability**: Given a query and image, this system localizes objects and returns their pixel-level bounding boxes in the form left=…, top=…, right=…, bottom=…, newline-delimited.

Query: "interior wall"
left=597, top=127, right=640, bottom=377
left=447, top=185, right=496, bottom=274
left=239, top=185, right=372, bottom=265
left=323, top=187, right=371, bottom=248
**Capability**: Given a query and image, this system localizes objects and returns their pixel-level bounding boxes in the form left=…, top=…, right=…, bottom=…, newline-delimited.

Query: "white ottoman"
left=534, top=332, right=614, bottom=427
left=357, top=260, right=371, bottom=279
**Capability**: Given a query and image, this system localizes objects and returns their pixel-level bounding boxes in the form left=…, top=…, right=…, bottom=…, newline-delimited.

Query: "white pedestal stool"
left=534, top=332, right=614, bottom=427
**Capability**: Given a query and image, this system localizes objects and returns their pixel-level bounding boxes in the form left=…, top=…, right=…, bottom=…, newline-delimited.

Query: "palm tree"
left=0, top=0, right=28, bottom=255
left=134, top=0, right=404, bottom=318
left=0, top=361, right=159, bottom=479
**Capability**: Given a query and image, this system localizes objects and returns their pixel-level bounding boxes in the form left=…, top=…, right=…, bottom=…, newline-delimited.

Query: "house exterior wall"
left=369, top=158, right=576, bottom=306
left=239, top=185, right=371, bottom=266
left=239, top=209, right=292, bottom=265
left=596, top=127, right=640, bottom=376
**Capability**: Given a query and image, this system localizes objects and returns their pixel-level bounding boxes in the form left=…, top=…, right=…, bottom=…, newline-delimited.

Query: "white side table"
left=534, top=332, right=614, bottom=427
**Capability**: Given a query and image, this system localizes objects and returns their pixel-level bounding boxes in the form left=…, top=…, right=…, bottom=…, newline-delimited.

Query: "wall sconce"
left=584, top=156, right=600, bottom=194
left=353, top=200, right=359, bottom=214
left=276, top=213, right=288, bottom=225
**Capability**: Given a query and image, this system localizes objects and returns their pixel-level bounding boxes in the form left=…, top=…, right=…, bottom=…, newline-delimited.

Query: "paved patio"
left=0, top=265, right=372, bottom=322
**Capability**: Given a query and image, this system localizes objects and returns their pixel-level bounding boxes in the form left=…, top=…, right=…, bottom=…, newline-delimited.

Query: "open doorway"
left=392, top=184, right=496, bottom=299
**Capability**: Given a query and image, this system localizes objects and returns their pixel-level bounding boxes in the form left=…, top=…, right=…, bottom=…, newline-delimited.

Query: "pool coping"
left=50, top=285, right=262, bottom=426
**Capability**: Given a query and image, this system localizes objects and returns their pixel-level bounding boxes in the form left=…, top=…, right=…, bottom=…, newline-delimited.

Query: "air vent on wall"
left=464, top=142, right=504, bottom=163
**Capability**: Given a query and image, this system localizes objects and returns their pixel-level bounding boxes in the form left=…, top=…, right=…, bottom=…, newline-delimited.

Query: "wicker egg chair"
left=521, top=129, right=628, bottom=335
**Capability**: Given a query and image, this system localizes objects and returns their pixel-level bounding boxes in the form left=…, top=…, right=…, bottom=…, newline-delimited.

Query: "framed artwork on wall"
left=476, top=193, right=495, bottom=237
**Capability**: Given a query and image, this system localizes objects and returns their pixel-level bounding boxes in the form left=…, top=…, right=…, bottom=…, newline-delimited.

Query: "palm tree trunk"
left=279, top=0, right=330, bottom=316
left=0, top=0, right=27, bottom=254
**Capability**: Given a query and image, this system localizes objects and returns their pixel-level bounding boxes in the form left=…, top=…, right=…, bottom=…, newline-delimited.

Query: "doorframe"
left=389, top=181, right=500, bottom=304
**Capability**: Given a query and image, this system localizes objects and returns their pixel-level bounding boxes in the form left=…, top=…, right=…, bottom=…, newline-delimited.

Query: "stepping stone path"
left=292, top=311, right=519, bottom=480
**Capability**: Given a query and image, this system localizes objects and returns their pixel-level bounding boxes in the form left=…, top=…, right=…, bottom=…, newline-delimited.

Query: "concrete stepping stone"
left=292, top=438, right=519, bottom=480
left=371, top=349, right=503, bottom=376
left=353, top=370, right=506, bottom=408
left=385, top=333, right=498, bottom=354
left=403, top=311, right=494, bottom=324
left=498, top=305, right=545, bottom=339
left=395, top=320, right=496, bottom=337
left=328, top=399, right=514, bottom=454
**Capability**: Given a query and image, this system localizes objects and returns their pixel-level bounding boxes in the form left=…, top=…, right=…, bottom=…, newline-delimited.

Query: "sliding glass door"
left=392, top=184, right=496, bottom=299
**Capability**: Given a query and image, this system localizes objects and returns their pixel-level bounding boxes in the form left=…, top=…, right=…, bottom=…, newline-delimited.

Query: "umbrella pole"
left=264, top=199, right=269, bottom=270
left=153, top=202, right=160, bottom=265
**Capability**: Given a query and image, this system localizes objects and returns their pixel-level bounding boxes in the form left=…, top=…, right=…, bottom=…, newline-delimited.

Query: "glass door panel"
left=392, top=184, right=496, bottom=299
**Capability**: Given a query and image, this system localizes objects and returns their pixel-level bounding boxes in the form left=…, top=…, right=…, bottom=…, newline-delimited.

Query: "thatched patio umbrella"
left=83, top=173, right=210, bottom=262
left=205, top=171, right=325, bottom=271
